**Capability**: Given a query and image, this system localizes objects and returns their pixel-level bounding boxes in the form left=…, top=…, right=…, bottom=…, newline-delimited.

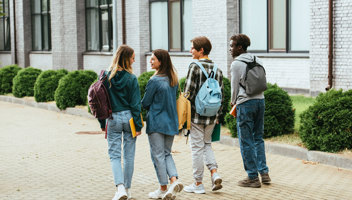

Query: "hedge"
left=0, top=64, right=21, bottom=94
left=225, top=83, right=295, bottom=138
left=34, top=69, right=68, bottom=102
left=12, top=67, right=42, bottom=98
left=54, top=70, right=97, bottom=110
left=300, top=89, right=352, bottom=152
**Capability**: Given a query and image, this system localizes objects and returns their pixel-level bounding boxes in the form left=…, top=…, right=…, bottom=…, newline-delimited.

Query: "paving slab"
left=1, top=101, right=352, bottom=200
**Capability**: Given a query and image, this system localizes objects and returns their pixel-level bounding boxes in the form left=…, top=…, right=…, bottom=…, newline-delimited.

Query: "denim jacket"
left=141, top=75, right=179, bottom=136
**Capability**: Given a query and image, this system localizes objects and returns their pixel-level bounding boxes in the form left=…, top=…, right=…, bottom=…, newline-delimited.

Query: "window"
left=240, top=0, right=310, bottom=52
left=86, top=0, right=113, bottom=52
left=0, top=0, right=11, bottom=51
left=31, top=0, right=51, bottom=51
left=150, top=0, right=192, bottom=52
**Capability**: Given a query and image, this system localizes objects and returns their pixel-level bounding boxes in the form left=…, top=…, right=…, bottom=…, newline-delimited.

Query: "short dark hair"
left=230, top=34, right=251, bottom=51
left=191, top=36, right=212, bottom=55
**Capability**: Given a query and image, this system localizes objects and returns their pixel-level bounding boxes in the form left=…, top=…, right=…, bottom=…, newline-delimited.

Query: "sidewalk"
left=1, top=99, right=352, bottom=199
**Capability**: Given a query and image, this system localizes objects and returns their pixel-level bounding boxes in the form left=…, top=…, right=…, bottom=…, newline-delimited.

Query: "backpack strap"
left=193, top=61, right=209, bottom=78
left=99, top=70, right=109, bottom=81
left=192, top=61, right=218, bottom=79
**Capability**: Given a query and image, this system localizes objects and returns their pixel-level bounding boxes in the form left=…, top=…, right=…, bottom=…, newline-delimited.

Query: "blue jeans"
left=236, top=99, right=269, bottom=179
left=107, top=110, right=136, bottom=188
left=148, top=132, right=178, bottom=185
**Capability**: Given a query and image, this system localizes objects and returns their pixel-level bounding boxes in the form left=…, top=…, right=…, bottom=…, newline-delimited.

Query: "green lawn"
left=266, top=95, right=315, bottom=147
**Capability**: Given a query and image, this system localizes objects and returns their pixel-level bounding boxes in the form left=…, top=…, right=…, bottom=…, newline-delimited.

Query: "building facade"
left=0, top=0, right=351, bottom=95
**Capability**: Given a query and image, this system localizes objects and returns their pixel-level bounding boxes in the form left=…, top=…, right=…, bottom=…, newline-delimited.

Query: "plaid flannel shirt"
left=183, top=59, right=224, bottom=125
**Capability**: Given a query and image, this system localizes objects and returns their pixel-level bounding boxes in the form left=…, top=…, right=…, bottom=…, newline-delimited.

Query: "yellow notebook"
left=129, top=114, right=144, bottom=138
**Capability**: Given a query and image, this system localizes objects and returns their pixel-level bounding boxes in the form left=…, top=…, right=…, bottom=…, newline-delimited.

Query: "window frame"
left=239, top=0, right=309, bottom=53
left=149, top=0, right=189, bottom=52
left=0, top=0, right=11, bottom=51
left=85, top=0, right=113, bottom=52
left=30, top=0, right=52, bottom=51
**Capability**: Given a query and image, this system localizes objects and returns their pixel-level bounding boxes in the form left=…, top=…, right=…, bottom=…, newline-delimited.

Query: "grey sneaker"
left=163, top=180, right=183, bottom=200
left=211, top=173, right=223, bottom=191
left=183, top=183, right=206, bottom=194
left=238, top=177, right=261, bottom=188
left=260, top=173, right=271, bottom=184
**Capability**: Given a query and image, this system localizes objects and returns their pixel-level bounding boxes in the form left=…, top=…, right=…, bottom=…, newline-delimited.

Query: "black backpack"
left=237, top=56, right=267, bottom=95
left=88, top=70, right=112, bottom=120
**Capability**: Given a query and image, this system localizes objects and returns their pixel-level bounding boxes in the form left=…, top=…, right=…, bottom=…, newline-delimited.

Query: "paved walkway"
left=1, top=101, right=352, bottom=200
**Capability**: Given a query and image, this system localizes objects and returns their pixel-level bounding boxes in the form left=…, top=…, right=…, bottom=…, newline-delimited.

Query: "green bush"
left=12, top=67, right=42, bottom=98
left=34, top=69, right=68, bottom=102
left=0, top=64, right=21, bottom=94
left=138, top=71, right=155, bottom=119
left=179, top=77, right=186, bottom=91
left=54, top=70, right=97, bottom=110
left=225, top=83, right=295, bottom=138
left=300, top=89, right=352, bottom=152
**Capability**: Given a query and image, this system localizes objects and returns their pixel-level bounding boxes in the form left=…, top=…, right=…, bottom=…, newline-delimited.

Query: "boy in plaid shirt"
left=183, top=36, right=224, bottom=194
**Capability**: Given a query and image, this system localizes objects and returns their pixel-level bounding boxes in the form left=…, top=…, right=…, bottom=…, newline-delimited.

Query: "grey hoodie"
left=230, top=53, right=265, bottom=105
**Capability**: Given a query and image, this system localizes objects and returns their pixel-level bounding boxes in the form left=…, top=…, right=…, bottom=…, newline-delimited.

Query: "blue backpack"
left=194, top=62, right=222, bottom=117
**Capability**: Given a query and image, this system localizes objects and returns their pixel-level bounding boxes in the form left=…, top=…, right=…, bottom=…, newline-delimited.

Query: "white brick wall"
left=0, top=54, right=12, bottom=67
left=260, top=57, right=310, bottom=90
left=83, top=54, right=113, bottom=74
left=29, top=53, right=52, bottom=70
left=310, top=0, right=352, bottom=94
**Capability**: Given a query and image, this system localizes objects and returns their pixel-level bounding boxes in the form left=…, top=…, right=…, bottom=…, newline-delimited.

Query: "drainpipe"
left=13, top=0, right=17, bottom=64
left=112, top=0, right=117, bottom=53
left=121, top=0, right=126, bottom=44
left=326, top=0, right=333, bottom=91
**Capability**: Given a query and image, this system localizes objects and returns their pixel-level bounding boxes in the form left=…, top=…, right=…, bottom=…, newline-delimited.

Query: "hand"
left=135, top=131, right=142, bottom=136
left=216, top=120, right=219, bottom=124
left=101, top=128, right=106, bottom=132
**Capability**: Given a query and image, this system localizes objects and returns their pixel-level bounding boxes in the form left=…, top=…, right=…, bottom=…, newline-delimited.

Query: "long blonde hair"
left=108, top=45, right=134, bottom=87
left=152, top=49, right=178, bottom=87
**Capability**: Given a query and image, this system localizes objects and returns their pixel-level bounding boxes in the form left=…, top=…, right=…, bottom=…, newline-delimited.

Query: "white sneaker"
left=112, top=190, right=128, bottom=200
left=148, top=188, right=167, bottom=199
left=126, top=188, right=132, bottom=199
left=163, top=180, right=184, bottom=200
left=183, top=183, right=205, bottom=194
left=211, top=173, right=223, bottom=191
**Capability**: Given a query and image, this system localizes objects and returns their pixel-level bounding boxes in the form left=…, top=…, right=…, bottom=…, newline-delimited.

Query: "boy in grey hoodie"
left=230, top=34, right=271, bottom=188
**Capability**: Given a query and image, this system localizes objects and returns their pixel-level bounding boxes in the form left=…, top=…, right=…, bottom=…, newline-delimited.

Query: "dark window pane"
left=5, top=15, right=11, bottom=50
left=86, top=8, right=99, bottom=50
left=43, top=14, right=50, bottom=50
left=169, top=0, right=181, bottom=50
left=101, top=9, right=109, bottom=51
left=269, top=0, right=286, bottom=51
left=31, top=0, right=41, bottom=14
left=0, top=19, right=4, bottom=50
left=32, top=15, right=42, bottom=50
left=86, top=0, right=99, bottom=7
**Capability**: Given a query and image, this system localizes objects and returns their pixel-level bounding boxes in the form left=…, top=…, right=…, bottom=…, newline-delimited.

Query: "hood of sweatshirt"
left=235, top=53, right=263, bottom=66
left=108, top=70, right=131, bottom=90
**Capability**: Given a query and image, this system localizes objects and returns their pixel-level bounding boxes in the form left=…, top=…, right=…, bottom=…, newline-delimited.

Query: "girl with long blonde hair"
left=99, top=45, right=142, bottom=200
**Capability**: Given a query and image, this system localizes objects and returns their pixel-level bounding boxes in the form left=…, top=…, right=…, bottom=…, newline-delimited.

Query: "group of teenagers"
left=98, top=34, right=271, bottom=200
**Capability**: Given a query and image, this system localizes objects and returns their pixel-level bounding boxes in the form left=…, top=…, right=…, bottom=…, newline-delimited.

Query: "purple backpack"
left=88, top=70, right=112, bottom=120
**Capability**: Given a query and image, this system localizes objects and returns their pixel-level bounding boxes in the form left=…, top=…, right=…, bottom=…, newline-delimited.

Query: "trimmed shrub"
left=12, top=67, right=42, bottom=98
left=54, top=70, right=97, bottom=110
left=179, top=77, right=186, bottom=91
left=34, top=69, right=68, bottom=102
left=0, top=64, right=22, bottom=94
left=225, top=83, right=295, bottom=138
left=138, top=71, right=155, bottom=118
left=300, top=89, right=352, bottom=152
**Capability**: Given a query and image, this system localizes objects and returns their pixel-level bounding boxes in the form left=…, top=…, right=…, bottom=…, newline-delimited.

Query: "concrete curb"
left=0, top=95, right=95, bottom=119
left=220, top=135, right=352, bottom=170
left=1, top=95, right=352, bottom=170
